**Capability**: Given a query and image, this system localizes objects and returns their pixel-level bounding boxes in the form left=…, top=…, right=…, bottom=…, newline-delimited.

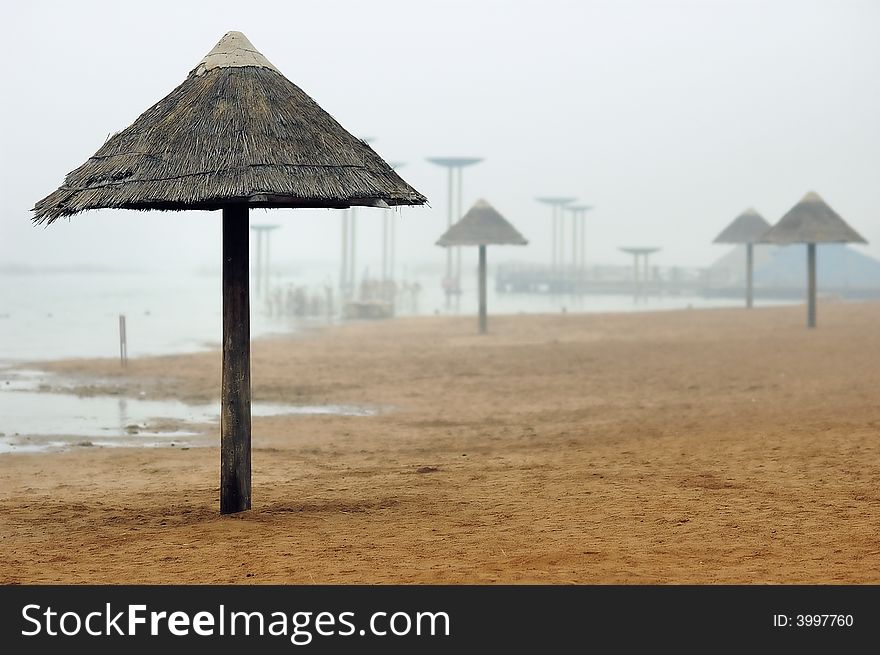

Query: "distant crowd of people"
left=261, top=279, right=423, bottom=318
left=263, top=284, right=335, bottom=318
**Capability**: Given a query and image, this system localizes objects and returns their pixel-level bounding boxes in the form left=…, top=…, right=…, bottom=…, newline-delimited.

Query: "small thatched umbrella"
left=436, top=199, right=527, bottom=334
left=759, top=192, right=866, bottom=328
left=713, top=208, right=771, bottom=308
left=33, top=31, right=426, bottom=514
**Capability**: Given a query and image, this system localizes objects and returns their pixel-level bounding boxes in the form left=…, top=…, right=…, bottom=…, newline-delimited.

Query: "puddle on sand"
left=0, top=369, right=378, bottom=454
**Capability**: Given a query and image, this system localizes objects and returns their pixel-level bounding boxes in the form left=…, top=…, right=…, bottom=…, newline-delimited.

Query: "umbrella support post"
left=221, top=205, right=252, bottom=514
left=746, top=243, right=754, bottom=309
left=479, top=245, right=488, bottom=334
left=807, top=242, right=816, bottom=328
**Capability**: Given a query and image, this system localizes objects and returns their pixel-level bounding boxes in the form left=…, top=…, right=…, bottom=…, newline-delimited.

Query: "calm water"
left=0, top=268, right=778, bottom=364
left=0, top=368, right=377, bottom=453
left=0, top=268, right=783, bottom=450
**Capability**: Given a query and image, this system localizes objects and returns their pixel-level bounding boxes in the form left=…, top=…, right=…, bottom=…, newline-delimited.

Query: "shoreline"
left=1, top=302, right=879, bottom=583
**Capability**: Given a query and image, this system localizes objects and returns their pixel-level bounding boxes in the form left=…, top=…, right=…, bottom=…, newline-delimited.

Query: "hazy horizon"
left=2, top=0, right=878, bottom=276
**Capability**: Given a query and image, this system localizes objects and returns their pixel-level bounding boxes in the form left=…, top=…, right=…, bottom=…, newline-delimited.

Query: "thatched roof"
left=33, top=31, right=426, bottom=224
left=436, top=199, right=528, bottom=247
left=760, top=192, right=866, bottom=245
left=713, top=208, right=771, bottom=244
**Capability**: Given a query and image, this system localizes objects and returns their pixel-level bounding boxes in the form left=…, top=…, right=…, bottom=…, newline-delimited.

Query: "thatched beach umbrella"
left=759, top=192, right=866, bottom=328
left=713, top=208, right=771, bottom=308
left=436, top=199, right=527, bottom=334
left=33, top=31, right=426, bottom=514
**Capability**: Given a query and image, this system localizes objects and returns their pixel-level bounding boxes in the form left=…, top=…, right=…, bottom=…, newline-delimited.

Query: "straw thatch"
left=760, top=192, right=866, bottom=245
left=33, top=31, right=426, bottom=224
left=436, top=199, right=528, bottom=247
left=713, top=208, right=771, bottom=244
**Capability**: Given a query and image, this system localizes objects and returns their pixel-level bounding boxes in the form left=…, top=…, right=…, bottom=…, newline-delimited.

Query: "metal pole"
left=390, top=210, right=397, bottom=282
left=579, top=211, right=586, bottom=293
left=571, top=209, right=577, bottom=290
left=746, top=242, right=754, bottom=309
left=340, top=211, right=348, bottom=298
left=445, top=167, right=453, bottom=309
left=221, top=205, right=252, bottom=514
left=253, top=229, right=263, bottom=297
left=562, top=209, right=567, bottom=279
left=478, top=244, right=488, bottom=334
left=350, top=208, right=357, bottom=297
left=382, top=210, right=388, bottom=281
left=633, top=253, right=640, bottom=302
left=807, top=242, right=817, bottom=328
left=455, top=166, right=463, bottom=294
left=264, top=229, right=271, bottom=297
left=551, top=205, right=557, bottom=275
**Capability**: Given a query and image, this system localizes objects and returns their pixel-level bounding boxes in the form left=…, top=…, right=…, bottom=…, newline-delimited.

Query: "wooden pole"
left=478, top=245, right=488, bottom=334
left=221, top=205, right=252, bottom=514
left=118, top=314, right=127, bottom=367
left=807, top=242, right=817, bottom=328
left=746, top=242, right=754, bottom=309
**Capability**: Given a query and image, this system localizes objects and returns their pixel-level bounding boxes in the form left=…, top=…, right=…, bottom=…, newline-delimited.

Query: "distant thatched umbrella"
left=436, top=199, right=527, bottom=333
left=759, top=192, right=866, bottom=328
left=713, top=208, right=771, bottom=308
left=33, top=31, right=426, bottom=514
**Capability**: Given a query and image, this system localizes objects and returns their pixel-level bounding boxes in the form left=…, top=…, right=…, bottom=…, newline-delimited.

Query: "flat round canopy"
left=426, top=157, right=483, bottom=168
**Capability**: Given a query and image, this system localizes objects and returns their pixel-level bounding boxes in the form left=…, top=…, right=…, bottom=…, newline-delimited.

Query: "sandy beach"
left=1, top=302, right=879, bottom=584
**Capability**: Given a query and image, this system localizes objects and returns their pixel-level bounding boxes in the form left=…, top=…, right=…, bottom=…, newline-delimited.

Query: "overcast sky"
left=2, top=0, right=878, bottom=275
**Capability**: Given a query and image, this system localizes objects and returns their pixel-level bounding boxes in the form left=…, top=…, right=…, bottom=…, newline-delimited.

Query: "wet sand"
left=1, top=302, right=879, bottom=583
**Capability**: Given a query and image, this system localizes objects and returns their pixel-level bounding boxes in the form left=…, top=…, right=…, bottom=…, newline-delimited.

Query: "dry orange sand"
left=1, top=302, right=879, bottom=583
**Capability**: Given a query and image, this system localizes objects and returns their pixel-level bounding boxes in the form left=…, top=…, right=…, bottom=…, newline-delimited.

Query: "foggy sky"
left=2, top=0, right=878, bottom=275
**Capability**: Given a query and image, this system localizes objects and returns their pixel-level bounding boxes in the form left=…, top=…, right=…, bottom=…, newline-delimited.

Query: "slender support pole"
left=221, top=205, right=252, bottom=514
left=264, top=229, right=271, bottom=297
left=579, top=212, right=586, bottom=293
left=551, top=206, right=557, bottom=275
left=350, top=208, right=358, bottom=296
left=746, top=242, right=754, bottom=309
left=633, top=253, right=640, bottom=302
left=455, top=166, right=463, bottom=293
left=390, top=210, right=397, bottom=282
left=445, top=168, right=453, bottom=309
left=381, top=211, right=388, bottom=281
left=340, top=211, right=348, bottom=297
left=118, top=314, right=127, bottom=367
left=807, top=242, right=817, bottom=328
left=253, top=229, right=263, bottom=297
left=478, top=245, right=488, bottom=334
left=556, top=210, right=565, bottom=282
